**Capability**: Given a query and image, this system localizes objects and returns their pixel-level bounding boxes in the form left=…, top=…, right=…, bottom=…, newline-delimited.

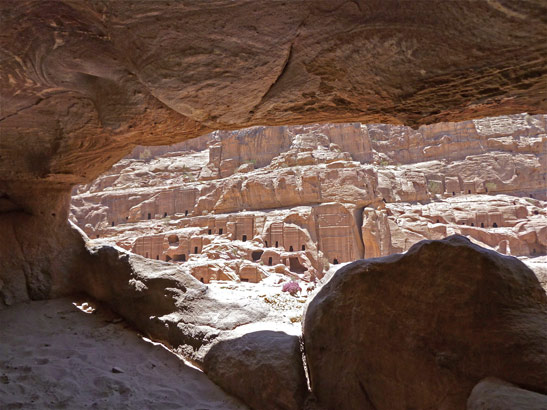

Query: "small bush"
left=282, top=281, right=301, bottom=296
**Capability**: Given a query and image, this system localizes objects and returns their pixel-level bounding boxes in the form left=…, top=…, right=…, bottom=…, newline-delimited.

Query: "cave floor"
left=0, top=297, right=247, bottom=410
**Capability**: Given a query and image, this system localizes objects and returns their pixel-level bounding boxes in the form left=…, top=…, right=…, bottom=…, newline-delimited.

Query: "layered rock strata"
left=71, top=115, right=547, bottom=284
left=1, top=0, right=547, bottom=303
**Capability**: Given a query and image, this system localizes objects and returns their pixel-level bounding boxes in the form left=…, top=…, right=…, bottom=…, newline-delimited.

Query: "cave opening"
left=289, top=257, right=307, bottom=274
left=252, top=250, right=264, bottom=261
left=3, top=4, right=547, bottom=409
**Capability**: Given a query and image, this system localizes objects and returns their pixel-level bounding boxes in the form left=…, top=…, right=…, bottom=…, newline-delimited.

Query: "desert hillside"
left=71, top=114, right=546, bottom=284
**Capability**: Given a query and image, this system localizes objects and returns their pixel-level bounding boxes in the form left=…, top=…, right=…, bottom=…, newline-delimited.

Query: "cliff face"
left=70, top=114, right=546, bottom=283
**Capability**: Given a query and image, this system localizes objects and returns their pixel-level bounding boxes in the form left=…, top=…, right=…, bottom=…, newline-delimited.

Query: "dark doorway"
left=194, top=246, right=199, bottom=254
left=147, top=213, right=151, bottom=220
left=156, top=255, right=159, bottom=260
left=275, top=241, right=279, bottom=247
left=111, top=221, right=115, bottom=227
left=173, top=254, right=186, bottom=262
left=333, top=258, right=339, bottom=264
left=185, top=210, right=188, bottom=216
left=242, top=235, right=247, bottom=242
left=302, top=245, right=306, bottom=251
left=208, top=229, right=212, bottom=235
left=481, top=223, right=485, bottom=228
left=493, top=223, right=498, bottom=227
left=200, top=277, right=204, bottom=283
left=289, top=257, right=307, bottom=274
left=164, top=212, right=168, bottom=217
left=268, top=257, right=273, bottom=266
left=219, top=228, right=223, bottom=234
left=289, top=246, right=293, bottom=251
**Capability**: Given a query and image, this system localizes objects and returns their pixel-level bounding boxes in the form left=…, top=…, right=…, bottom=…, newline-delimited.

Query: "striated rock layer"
left=71, top=115, right=546, bottom=284
left=1, top=0, right=547, bottom=304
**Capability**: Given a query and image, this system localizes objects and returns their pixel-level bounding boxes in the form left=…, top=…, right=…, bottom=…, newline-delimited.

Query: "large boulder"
left=303, top=235, right=547, bottom=410
left=203, top=323, right=308, bottom=410
left=79, top=235, right=269, bottom=363
left=467, top=378, right=547, bottom=410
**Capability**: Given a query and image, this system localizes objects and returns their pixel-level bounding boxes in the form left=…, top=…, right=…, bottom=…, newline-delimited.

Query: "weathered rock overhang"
left=0, top=0, right=546, bottom=304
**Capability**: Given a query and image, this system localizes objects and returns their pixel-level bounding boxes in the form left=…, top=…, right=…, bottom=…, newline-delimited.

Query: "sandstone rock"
left=303, top=235, right=547, bottom=410
left=467, top=378, right=547, bottom=410
left=2, top=0, right=547, bottom=304
left=203, top=324, right=308, bottom=410
left=69, top=118, right=546, bottom=287
left=79, top=240, right=269, bottom=362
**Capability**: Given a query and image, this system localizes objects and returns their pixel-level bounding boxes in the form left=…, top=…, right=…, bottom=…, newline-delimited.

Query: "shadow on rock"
left=203, top=330, right=308, bottom=410
left=304, top=235, right=547, bottom=410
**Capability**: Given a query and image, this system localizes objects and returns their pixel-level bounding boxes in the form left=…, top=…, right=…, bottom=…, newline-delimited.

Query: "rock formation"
left=467, top=378, right=547, bottom=410
left=303, top=235, right=547, bottom=410
left=70, top=115, right=546, bottom=284
left=1, top=0, right=547, bottom=304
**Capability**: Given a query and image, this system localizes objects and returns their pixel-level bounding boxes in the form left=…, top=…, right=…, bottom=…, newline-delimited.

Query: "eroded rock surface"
left=303, top=235, right=547, bottom=410
left=467, top=378, right=547, bottom=410
left=203, top=325, right=308, bottom=410
left=70, top=116, right=546, bottom=285
left=1, top=0, right=546, bottom=304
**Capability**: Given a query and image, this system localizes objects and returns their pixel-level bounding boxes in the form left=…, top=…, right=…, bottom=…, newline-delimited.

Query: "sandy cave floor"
left=0, top=297, right=248, bottom=410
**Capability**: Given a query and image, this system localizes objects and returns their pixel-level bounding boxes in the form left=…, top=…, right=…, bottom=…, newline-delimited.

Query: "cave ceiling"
left=1, top=0, right=546, bottom=190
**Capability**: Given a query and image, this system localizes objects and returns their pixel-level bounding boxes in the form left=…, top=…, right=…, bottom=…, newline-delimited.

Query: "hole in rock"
left=252, top=251, right=263, bottom=261
left=493, top=223, right=498, bottom=227
left=173, top=254, right=186, bottom=262
left=333, top=258, right=339, bottom=265
left=289, top=257, right=307, bottom=274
